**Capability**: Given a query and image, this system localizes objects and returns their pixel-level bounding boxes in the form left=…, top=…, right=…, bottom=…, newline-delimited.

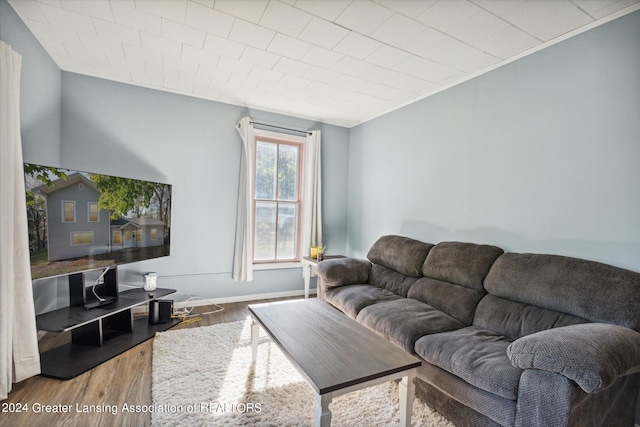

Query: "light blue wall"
left=348, top=11, right=640, bottom=272
left=0, top=0, right=61, bottom=165
left=1, top=0, right=64, bottom=312
left=60, top=73, right=350, bottom=299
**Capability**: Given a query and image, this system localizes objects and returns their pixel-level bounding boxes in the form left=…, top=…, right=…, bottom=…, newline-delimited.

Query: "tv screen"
left=24, top=163, right=171, bottom=280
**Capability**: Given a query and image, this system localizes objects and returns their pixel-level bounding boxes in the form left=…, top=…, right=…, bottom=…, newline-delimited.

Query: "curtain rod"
left=250, top=121, right=312, bottom=136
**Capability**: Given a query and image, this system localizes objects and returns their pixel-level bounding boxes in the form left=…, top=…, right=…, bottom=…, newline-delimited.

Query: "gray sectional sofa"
left=315, top=235, right=640, bottom=427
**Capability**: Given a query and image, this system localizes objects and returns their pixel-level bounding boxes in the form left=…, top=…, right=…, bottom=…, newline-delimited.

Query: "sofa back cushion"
left=421, top=241, right=504, bottom=290
left=474, top=295, right=589, bottom=340
left=482, top=253, right=640, bottom=332
left=367, top=235, right=434, bottom=278
left=368, top=264, right=419, bottom=297
left=408, top=277, right=485, bottom=325
left=407, top=242, right=504, bottom=325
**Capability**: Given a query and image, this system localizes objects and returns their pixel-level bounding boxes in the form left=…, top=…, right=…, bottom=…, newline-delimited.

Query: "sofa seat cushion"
left=356, top=298, right=465, bottom=353
left=415, top=327, right=523, bottom=400
left=324, top=284, right=402, bottom=319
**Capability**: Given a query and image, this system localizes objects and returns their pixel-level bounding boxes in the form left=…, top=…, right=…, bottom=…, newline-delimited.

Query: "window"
left=253, top=132, right=303, bottom=263
left=88, top=202, right=99, bottom=222
left=113, top=230, right=122, bottom=244
left=150, top=228, right=158, bottom=240
left=71, top=231, right=94, bottom=246
left=62, top=201, right=75, bottom=223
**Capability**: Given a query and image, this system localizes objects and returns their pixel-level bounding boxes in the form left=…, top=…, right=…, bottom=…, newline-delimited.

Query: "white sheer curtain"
left=0, top=41, right=41, bottom=400
left=232, top=117, right=256, bottom=282
left=302, top=130, right=322, bottom=252
left=232, top=119, right=322, bottom=282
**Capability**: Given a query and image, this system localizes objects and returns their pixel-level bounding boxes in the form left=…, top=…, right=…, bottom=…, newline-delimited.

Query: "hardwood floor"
left=1, top=297, right=294, bottom=427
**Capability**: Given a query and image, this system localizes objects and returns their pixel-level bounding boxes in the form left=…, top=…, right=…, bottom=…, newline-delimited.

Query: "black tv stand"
left=35, top=287, right=180, bottom=380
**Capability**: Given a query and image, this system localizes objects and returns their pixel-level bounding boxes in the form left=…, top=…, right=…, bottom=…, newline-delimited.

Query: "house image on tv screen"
left=32, top=173, right=166, bottom=263
left=110, top=217, right=165, bottom=251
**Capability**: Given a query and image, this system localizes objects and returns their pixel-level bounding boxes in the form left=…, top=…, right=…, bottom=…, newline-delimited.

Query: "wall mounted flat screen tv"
left=24, top=163, right=171, bottom=280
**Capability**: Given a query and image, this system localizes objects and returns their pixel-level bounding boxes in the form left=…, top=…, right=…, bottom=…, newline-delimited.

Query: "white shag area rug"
left=152, top=319, right=455, bottom=426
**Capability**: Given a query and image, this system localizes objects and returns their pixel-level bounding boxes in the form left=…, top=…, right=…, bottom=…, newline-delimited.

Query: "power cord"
left=91, top=266, right=111, bottom=302
left=158, top=293, right=225, bottom=321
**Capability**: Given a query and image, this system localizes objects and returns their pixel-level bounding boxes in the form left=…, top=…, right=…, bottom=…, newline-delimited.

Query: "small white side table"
left=302, top=255, right=344, bottom=299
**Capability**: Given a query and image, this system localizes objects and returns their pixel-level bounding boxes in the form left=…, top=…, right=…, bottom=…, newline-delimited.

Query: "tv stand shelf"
left=36, top=287, right=180, bottom=380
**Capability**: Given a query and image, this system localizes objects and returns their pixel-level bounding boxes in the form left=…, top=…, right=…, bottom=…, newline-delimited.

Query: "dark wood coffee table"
left=248, top=299, right=421, bottom=426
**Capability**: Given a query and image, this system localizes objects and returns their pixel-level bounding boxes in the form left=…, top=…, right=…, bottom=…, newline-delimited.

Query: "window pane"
left=72, top=232, right=94, bottom=245
left=88, top=203, right=99, bottom=222
left=255, top=201, right=276, bottom=260
left=278, top=144, right=298, bottom=201
left=276, top=203, right=297, bottom=260
left=63, top=201, right=75, bottom=222
left=113, top=230, right=122, bottom=244
left=256, top=141, right=277, bottom=200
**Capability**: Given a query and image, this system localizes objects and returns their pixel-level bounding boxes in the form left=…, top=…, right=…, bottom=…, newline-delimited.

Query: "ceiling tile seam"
left=265, top=5, right=473, bottom=88
left=286, top=1, right=504, bottom=80
left=133, top=0, right=188, bottom=25
left=469, top=0, right=579, bottom=44
left=449, top=5, right=534, bottom=45
left=374, top=0, right=439, bottom=22
left=60, top=0, right=117, bottom=23
left=567, top=0, right=599, bottom=21
left=307, top=0, right=504, bottom=71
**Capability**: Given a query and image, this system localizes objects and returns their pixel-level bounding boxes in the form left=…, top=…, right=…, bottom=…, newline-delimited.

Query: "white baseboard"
left=172, top=288, right=317, bottom=309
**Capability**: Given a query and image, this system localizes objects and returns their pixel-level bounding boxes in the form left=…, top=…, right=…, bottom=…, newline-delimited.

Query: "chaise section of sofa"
left=316, top=235, right=640, bottom=427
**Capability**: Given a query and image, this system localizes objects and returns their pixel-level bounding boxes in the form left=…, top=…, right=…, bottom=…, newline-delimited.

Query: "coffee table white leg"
left=314, top=393, right=332, bottom=427
left=251, top=318, right=259, bottom=363
left=399, top=369, right=416, bottom=427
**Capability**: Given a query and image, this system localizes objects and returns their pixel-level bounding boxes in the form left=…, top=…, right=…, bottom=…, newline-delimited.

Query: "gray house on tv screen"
left=33, top=173, right=165, bottom=262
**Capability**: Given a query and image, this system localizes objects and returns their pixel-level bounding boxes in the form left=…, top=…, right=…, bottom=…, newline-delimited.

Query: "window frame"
left=252, top=130, right=305, bottom=265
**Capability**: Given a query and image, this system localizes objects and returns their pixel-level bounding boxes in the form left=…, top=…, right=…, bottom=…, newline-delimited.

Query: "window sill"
left=253, top=262, right=302, bottom=271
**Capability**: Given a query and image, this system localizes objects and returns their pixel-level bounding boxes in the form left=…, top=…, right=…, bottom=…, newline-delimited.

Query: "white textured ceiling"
left=8, top=0, right=640, bottom=127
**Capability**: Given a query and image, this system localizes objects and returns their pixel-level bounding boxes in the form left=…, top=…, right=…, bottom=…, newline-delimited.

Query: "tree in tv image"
left=24, top=164, right=171, bottom=280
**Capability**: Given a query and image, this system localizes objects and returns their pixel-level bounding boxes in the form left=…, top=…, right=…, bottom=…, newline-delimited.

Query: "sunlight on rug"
left=152, top=319, right=455, bottom=426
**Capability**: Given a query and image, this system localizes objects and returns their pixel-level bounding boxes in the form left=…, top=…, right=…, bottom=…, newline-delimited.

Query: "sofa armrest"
left=316, top=258, right=371, bottom=288
left=507, top=323, right=640, bottom=393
